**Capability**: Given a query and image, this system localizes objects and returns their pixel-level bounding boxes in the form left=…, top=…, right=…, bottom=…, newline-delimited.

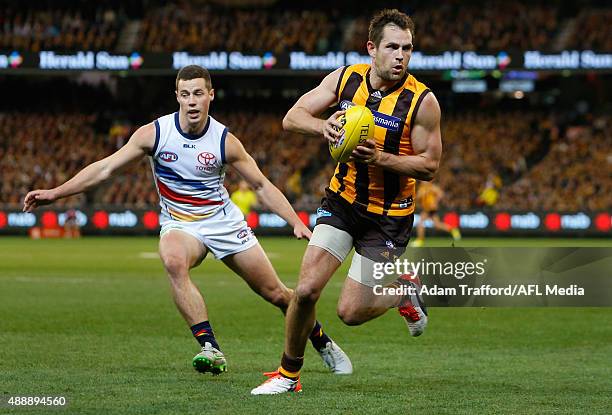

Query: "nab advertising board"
left=0, top=209, right=609, bottom=237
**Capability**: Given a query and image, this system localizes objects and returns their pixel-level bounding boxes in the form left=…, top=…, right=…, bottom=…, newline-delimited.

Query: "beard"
left=375, top=62, right=407, bottom=82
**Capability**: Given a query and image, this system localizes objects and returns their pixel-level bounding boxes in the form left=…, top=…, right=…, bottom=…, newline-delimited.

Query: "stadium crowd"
left=0, top=112, right=155, bottom=208
left=498, top=115, right=611, bottom=211
left=566, top=7, right=612, bottom=51
left=0, top=2, right=122, bottom=52
left=3, top=1, right=610, bottom=53
left=343, top=0, right=560, bottom=52
left=2, top=110, right=609, bottom=212
left=136, top=4, right=336, bottom=54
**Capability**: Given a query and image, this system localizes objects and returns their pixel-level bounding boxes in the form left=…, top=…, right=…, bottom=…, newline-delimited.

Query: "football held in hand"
left=329, top=105, right=375, bottom=163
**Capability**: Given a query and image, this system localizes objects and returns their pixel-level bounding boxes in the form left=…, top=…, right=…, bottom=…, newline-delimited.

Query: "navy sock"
left=190, top=321, right=221, bottom=351
left=280, top=353, right=303, bottom=380
left=309, top=320, right=332, bottom=351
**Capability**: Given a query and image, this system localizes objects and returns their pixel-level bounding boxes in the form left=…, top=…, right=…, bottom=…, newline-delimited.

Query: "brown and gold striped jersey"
left=417, top=182, right=440, bottom=212
left=329, top=63, right=431, bottom=216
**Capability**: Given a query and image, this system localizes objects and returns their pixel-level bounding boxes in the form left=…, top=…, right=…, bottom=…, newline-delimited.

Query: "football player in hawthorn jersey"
left=412, top=181, right=461, bottom=247
left=252, top=9, right=442, bottom=395
left=23, top=65, right=352, bottom=377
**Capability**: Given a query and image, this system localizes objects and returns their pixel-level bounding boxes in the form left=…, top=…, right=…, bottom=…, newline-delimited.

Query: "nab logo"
left=197, top=152, right=216, bottom=166
left=183, top=143, right=195, bottom=149
left=159, top=151, right=178, bottom=162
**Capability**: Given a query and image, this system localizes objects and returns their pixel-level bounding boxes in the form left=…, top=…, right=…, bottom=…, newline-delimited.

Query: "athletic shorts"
left=310, top=189, right=414, bottom=286
left=159, top=202, right=258, bottom=259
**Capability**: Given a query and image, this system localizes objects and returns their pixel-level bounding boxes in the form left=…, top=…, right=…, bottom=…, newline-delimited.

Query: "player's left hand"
left=23, top=189, right=57, bottom=212
left=350, top=139, right=381, bottom=164
left=293, top=222, right=312, bottom=241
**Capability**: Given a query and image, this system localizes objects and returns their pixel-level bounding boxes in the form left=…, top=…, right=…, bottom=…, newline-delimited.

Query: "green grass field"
left=1, top=236, right=611, bottom=414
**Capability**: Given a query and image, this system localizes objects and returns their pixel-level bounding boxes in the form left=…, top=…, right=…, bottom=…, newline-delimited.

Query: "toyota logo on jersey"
left=198, top=152, right=216, bottom=166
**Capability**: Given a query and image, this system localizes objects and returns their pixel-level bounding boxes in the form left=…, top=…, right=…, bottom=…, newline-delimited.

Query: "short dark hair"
left=369, top=9, right=415, bottom=47
left=175, top=65, right=212, bottom=90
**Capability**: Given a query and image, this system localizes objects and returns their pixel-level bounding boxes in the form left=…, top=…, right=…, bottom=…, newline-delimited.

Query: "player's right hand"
left=322, top=110, right=345, bottom=145
left=23, top=189, right=57, bottom=212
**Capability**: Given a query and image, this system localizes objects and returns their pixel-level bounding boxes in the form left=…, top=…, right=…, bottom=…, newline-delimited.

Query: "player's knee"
left=337, top=304, right=367, bottom=326
left=265, top=287, right=290, bottom=309
left=161, top=253, right=189, bottom=278
left=294, top=282, right=321, bottom=304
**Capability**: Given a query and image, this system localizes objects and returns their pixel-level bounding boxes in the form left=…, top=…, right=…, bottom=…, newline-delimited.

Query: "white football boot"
left=251, top=370, right=302, bottom=395
left=397, top=274, right=428, bottom=337
left=318, top=341, right=353, bottom=374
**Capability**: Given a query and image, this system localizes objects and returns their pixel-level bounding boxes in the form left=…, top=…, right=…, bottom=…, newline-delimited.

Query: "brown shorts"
left=316, top=189, right=414, bottom=262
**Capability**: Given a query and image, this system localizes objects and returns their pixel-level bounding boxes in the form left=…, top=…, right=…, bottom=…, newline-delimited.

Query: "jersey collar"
left=174, top=112, right=210, bottom=140
left=365, top=67, right=408, bottom=98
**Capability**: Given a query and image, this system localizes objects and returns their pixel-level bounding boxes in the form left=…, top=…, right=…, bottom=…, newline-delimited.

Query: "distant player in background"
left=412, top=181, right=460, bottom=247
left=231, top=180, right=258, bottom=215
left=253, top=9, right=441, bottom=395
left=63, top=208, right=81, bottom=238
left=24, top=65, right=351, bottom=377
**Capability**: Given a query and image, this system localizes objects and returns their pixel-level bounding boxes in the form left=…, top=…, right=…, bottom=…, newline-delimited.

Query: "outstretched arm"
left=23, top=123, right=155, bottom=212
left=225, top=133, right=311, bottom=240
left=351, top=92, right=443, bottom=181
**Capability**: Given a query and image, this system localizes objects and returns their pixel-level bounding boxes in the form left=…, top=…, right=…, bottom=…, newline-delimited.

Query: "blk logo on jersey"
left=159, top=151, right=178, bottom=162
left=198, top=152, right=216, bottom=166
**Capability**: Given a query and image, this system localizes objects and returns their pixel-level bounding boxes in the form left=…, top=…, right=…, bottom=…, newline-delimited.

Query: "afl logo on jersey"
left=159, top=151, right=178, bottom=162
left=198, top=152, right=216, bottom=166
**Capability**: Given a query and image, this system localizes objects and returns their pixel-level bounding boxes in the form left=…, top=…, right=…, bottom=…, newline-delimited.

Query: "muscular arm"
left=225, top=133, right=311, bottom=239
left=352, top=92, right=442, bottom=181
left=283, top=67, right=345, bottom=143
left=23, top=123, right=155, bottom=212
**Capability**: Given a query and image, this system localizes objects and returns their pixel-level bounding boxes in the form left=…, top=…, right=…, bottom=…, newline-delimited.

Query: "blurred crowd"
left=136, top=4, right=335, bottom=54
left=1, top=3, right=121, bottom=52
left=435, top=111, right=556, bottom=210
left=497, top=115, right=611, bottom=211
left=566, top=8, right=612, bottom=51
left=2, top=110, right=609, bottom=212
left=0, top=113, right=156, bottom=208
left=344, top=1, right=559, bottom=52
left=2, top=1, right=610, bottom=53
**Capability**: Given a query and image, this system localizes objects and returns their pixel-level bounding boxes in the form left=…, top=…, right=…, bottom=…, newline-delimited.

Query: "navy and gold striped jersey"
left=329, top=63, right=431, bottom=216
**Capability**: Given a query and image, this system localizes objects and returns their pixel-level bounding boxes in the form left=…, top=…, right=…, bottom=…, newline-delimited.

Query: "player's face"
left=369, top=24, right=413, bottom=82
left=176, top=78, right=214, bottom=126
